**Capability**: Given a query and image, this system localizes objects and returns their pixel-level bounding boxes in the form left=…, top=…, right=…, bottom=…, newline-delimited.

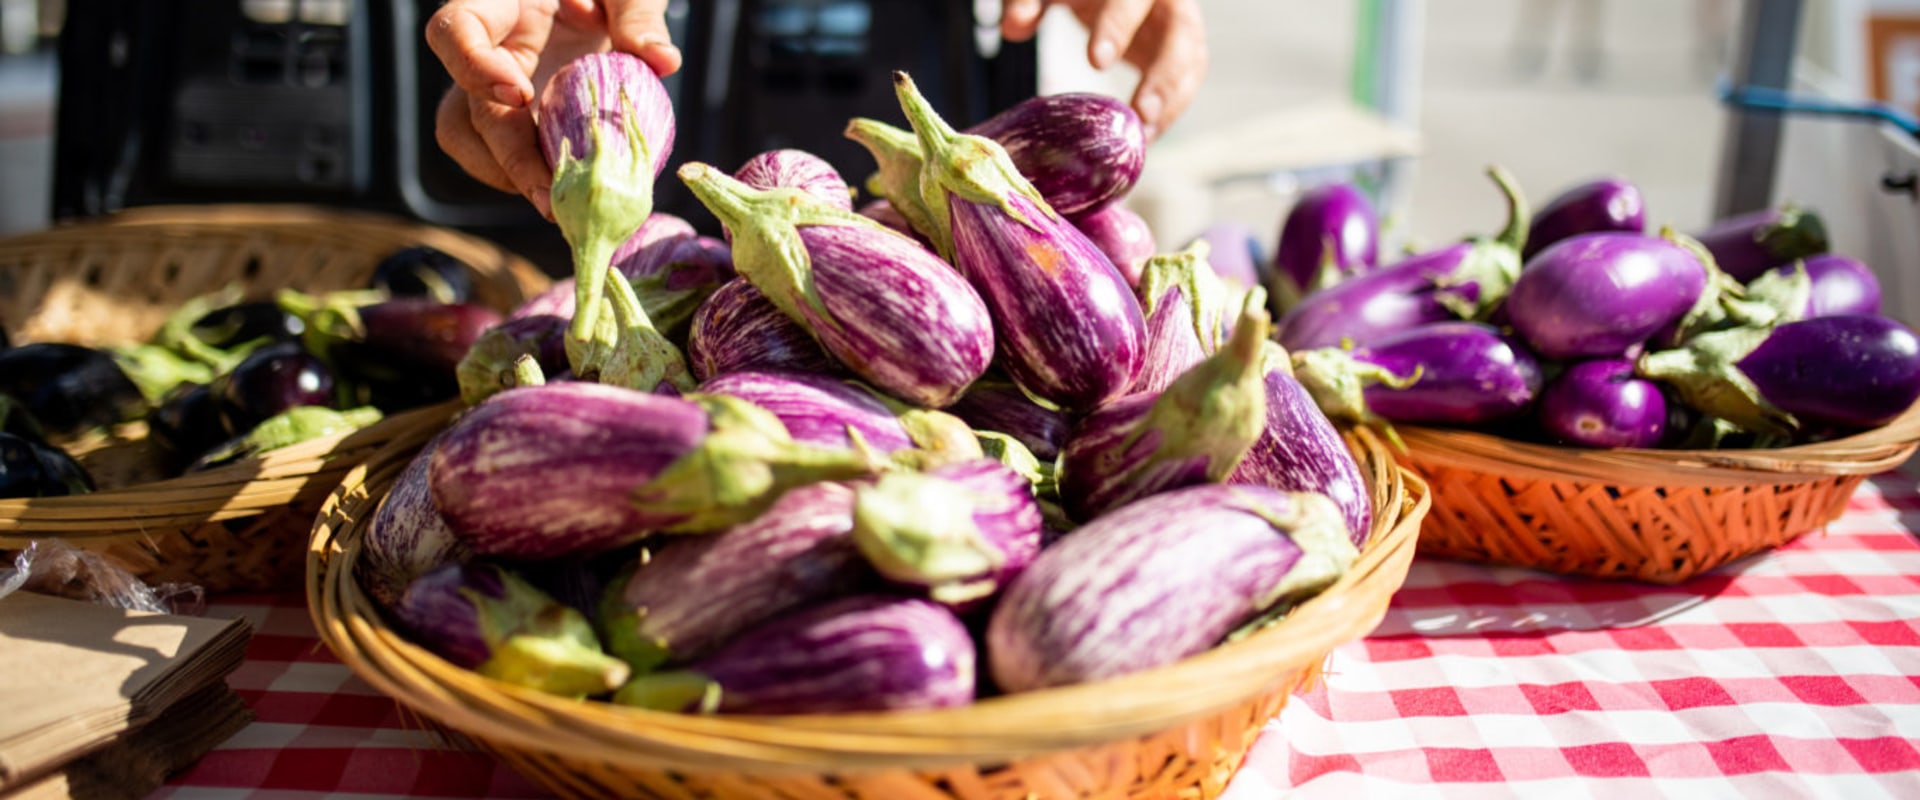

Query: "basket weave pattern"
left=309, top=429, right=1429, bottom=800
left=0, top=205, right=549, bottom=592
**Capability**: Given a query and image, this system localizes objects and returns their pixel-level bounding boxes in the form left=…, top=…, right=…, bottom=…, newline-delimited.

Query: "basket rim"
left=307, top=427, right=1429, bottom=773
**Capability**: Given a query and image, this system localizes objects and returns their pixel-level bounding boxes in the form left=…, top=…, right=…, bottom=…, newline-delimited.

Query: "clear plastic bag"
left=0, top=540, right=205, bottom=615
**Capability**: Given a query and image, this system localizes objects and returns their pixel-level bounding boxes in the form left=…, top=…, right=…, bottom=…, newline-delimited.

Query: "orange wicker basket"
left=0, top=205, right=550, bottom=592
left=1396, top=403, right=1920, bottom=584
left=308, top=429, right=1428, bottom=800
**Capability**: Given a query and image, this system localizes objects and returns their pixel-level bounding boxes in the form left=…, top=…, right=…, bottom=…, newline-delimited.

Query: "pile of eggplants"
left=1283, top=173, right=1920, bottom=450
left=366, top=60, right=1373, bottom=718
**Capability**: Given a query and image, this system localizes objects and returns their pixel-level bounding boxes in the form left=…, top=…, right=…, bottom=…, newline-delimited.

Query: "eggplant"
left=678, top=163, right=995, bottom=408
left=608, top=233, right=735, bottom=342
left=1293, top=321, right=1543, bottom=427
left=1272, top=182, right=1380, bottom=303
left=1692, top=205, right=1829, bottom=283
left=964, top=92, right=1145, bottom=217
left=1275, top=167, right=1528, bottom=352
left=1506, top=230, right=1729, bottom=360
left=893, top=72, right=1146, bottom=412
left=633, top=212, right=698, bottom=250
left=1744, top=254, right=1883, bottom=322
left=455, top=314, right=572, bottom=405
left=0, top=432, right=93, bottom=498
left=1230, top=342, right=1373, bottom=546
left=210, top=342, right=335, bottom=435
left=0, top=395, right=44, bottom=443
left=357, top=434, right=471, bottom=611
left=187, top=301, right=306, bottom=351
left=1072, top=204, right=1156, bottom=287
left=1638, top=315, right=1920, bottom=435
left=856, top=199, right=928, bottom=246
left=1536, top=359, right=1666, bottom=448
left=293, top=296, right=505, bottom=406
left=1187, top=221, right=1266, bottom=290
left=428, top=383, right=876, bottom=559
left=147, top=383, right=228, bottom=464
left=851, top=458, right=1043, bottom=608
left=1522, top=177, right=1647, bottom=262
left=1131, top=241, right=1243, bottom=395
left=844, top=119, right=946, bottom=254
left=598, top=481, right=871, bottom=672
left=733, top=149, right=852, bottom=211
left=987, top=484, right=1356, bottom=692
left=613, top=595, right=975, bottom=715
left=191, top=406, right=382, bottom=470
left=369, top=245, right=476, bottom=304
left=0, top=343, right=147, bottom=435
left=685, top=278, right=841, bottom=381
left=1058, top=300, right=1271, bottom=521
left=945, top=377, right=1072, bottom=462
left=696, top=369, right=982, bottom=467
left=397, top=563, right=630, bottom=697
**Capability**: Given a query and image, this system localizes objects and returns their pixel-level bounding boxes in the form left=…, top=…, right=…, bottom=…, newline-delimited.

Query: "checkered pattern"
left=159, top=474, right=1920, bottom=799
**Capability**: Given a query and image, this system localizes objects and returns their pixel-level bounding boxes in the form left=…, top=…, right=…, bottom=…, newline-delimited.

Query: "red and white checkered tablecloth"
left=154, top=473, right=1920, bottom=799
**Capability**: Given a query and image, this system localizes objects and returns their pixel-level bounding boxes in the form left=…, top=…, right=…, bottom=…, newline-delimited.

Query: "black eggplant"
left=0, top=344, right=147, bottom=435
left=369, top=245, right=477, bottom=304
left=308, top=298, right=504, bottom=408
left=211, top=342, right=336, bottom=436
left=147, top=383, right=229, bottom=464
left=0, top=432, right=92, bottom=498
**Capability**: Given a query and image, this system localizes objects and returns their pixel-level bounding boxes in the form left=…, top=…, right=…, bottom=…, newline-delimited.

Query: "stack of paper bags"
left=0, top=592, right=254, bottom=800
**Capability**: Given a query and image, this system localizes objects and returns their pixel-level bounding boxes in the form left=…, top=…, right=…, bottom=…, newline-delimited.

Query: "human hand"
left=1001, top=0, right=1207, bottom=142
left=427, top=0, right=682, bottom=218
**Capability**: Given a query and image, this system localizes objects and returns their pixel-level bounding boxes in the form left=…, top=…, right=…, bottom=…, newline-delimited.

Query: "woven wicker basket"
left=309, top=429, right=1428, bottom=800
left=0, top=205, right=550, bottom=592
left=1397, top=403, right=1920, bottom=584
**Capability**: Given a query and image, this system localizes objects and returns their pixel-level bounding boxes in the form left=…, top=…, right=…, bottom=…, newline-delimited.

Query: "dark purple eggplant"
left=0, top=432, right=93, bottom=498
left=613, top=595, right=975, bottom=714
left=893, top=72, right=1146, bottom=412
left=1638, top=314, right=1920, bottom=436
left=1058, top=301, right=1271, bottom=521
left=455, top=314, right=572, bottom=406
left=1294, top=321, right=1542, bottom=427
left=369, top=245, right=476, bottom=304
left=210, top=342, right=335, bottom=435
left=1131, top=241, right=1241, bottom=396
left=1745, top=254, right=1883, bottom=322
left=1230, top=342, right=1372, bottom=546
left=147, top=383, right=228, bottom=464
left=397, top=562, right=629, bottom=696
left=696, top=369, right=980, bottom=463
left=598, top=481, right=871, bottom=672
left=851, top=458, right=1043, bottom=608
left=1072, top=204, right=1156, bottom=287
left=1275, top=167, right=1528, bottom=351
left=0, top=343, right=147, bottom=435
left=1522, top=177, right=1647, bottom=262
left=945, top=377, right=1072, bottom=462
left=429, top=383, right=875, bottom=559
left=1187, top=221, right=1267, bottom=289
left=1507, top=230, right=1723, bottom=360
left=188, top=301, right=306, bottom=351
left=685, top=278, right=841, bottom=381
left=988, top=484, right=1356, bottom=692
left=0, top=395, right=43, bottom=443
left=678, top=162, right=995, bottom=408
left=1272, top=182, right=1380, bottom=301
left=964, top=92, right=1145, bottom=217
left=1536, top=359, right=1666, bottom=448
left=733, top=149, right=853, bottom=211
left=1692, top=205, right=1829, bottom=283
left=351, top=300, right=504, bottom=379
left=357, top=434, right=470, bottom=611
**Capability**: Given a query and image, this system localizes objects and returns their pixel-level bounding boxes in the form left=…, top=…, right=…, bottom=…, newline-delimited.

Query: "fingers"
left=1001, top=0, right=1047, bottom=42
left=426, top=0, right=539, bottom=106
left=1082, top=0, right=1154, bottom=70
left=1123, top=0, right=1206, bottom=140
left=469, top=89, right=557, bottom=218
left=604, top=0, right=684, bottom=75
left=435, top=87, right=516, bottom=194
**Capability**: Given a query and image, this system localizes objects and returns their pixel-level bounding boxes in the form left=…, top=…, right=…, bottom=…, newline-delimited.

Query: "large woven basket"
left=309, top=429, right=1428, bottom=800
left=1398, top=403, right=1920, bottom=584
left=0, top=205, right=550, bottom=592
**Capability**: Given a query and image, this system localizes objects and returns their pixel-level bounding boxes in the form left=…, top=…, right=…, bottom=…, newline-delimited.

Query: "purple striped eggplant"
left=1276, top=167, right=1529, bottom=351
left=1187, top=221, right=1267, bottom=290
left=857, top=199, right=927, bottom=244
left=1230, top=342, right=1373, bottom=546
left=851, top=458, right=1043, bottom=608
left=733, top=149, right=852, bottom=211
left=508, top=212, right=699, bottom=322
left=398, top=562, right=630, bottom=696
left=685, top=279, right=841, bottom=381
left=1744, top=254, right=1883, bottom=322
left=678, top=163, right=994, bottom=408
left=1638, top=314, right=1920, bottom=436
left=428, top=383, right=877, bottom=560
left=1523, top=177, right=1647, bottom=262
left=894, top=72, right=1146, bottom=412
left=1536, top=358, right=1666, bottom=448
left=357, top=434, right=470, bottom=610
left=1058, top=300, right=1271, bottom=521
left=1692, top=205, right=1830, bottom=283
left=614, top=595, right=975, bottom=714
left=1507, top=228, right=1757, bottom=359
left=1272, top=182, right=1380, bottom=304
left=1073, top=204, right=1156, bottom=287
left=598, top=481, right=872, bottom=672
left=988, top=484, right=1356, bottom=692
left=1131, top=241, right=1243, bottom=395
left=946, top=377, right=1072, bottom=462
left=456, top=314, right=571, bottom=405
left=695, top=369, right=982, bottom=467
left=609, top=233, right=735, bottom=343
left=1293, top=322, right=1543, bottom=427
left=966, top=92, right=1145, bottom=217
left=845, top=119, right=947, bottom=254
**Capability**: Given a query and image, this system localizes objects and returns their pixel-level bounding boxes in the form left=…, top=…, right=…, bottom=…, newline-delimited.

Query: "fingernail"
left=1091, top=39, right=1117, bottom=69
left=492, top=83, right=527, bottom=106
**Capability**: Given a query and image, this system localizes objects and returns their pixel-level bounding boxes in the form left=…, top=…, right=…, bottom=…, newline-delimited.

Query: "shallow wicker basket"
left=309, top=429, right=1428, bottom=800
left=0, top=205, right=549, bottom=592
left=1397, top=403, right=1920, bottom=584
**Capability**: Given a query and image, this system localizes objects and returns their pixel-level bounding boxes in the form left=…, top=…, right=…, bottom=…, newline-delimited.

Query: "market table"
left=151, top=471, right=1920, bottom=799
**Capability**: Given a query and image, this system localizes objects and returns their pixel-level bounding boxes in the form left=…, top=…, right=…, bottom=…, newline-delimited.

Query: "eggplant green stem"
left=551, top=80, right=659, bottom=350
left=1290, top=346, right=1422, bottom=428
left=467, top=569, right=631, bottom=698
left=1486, top=164, right=1530, bottom=255
left=1661, top=227, right=1777, bottom=345
left=1138, top=240, right=1237, bottom=354
left=1636, top=328, right=1798, bottom=439
left=612, top=671, right=722, bottom=712
left=844, top=118, right=948, bottom=256
left=1119, top=294, right=1274, bottom=483
left=851, top=471, right=1006, bottom=599
left=893, top=71, right=1051, bottom=261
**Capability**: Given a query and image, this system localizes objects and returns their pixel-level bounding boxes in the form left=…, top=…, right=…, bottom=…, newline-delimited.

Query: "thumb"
left=604, top=0, right=683, bottom=76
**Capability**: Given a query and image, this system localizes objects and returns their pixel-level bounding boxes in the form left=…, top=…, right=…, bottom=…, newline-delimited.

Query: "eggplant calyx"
left=1757, top=206, right=1830, bottom=261
left=1125, top=297, right=1274, bottom=482
left=1138, top=240, right=1238, bottom=354
left=892, top=408, right=988, bottom=471
left=893, top=71, right=1052, bottom=257
left=456, top=329, right=548, bottom=406
left=1484, top=164, right=1532, bottom=255
left=1636, top=329, right=1798, bottom=439
left=1304, top=237, right=1347, bottom=295
left=612, top=670, right=722, bottom=713
left=108, top=343, right=215, bottom=406
left=975, top=431, right=1047, bottom=488
left=852, top=471, right=1005, bottom=590
left=1434, top=240, right=1521, bottom=321
left=567, top=273, right=694, bottom=392
left=845, top=118, right=948, bottom=256
left=1233, top=488, right=1359, bottom=609
left=466, top=567, right=631, bottom=697
left=152, top=284, right=249, bottom=370
left=1661, top=228, right=1768, bottom=346
left=1740, top=260, right=1814, bottom=326
left=553, top=84, right=660, bottom=344
left=1290, top=347, right=1421, bottom=427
